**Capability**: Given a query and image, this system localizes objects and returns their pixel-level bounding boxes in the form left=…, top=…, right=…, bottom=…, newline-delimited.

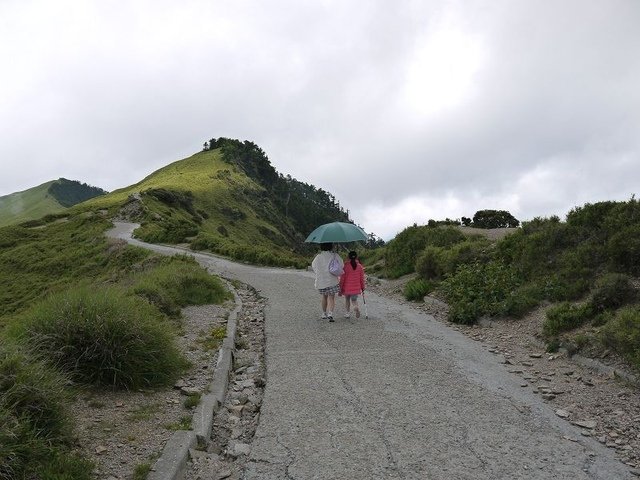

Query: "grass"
left=82, top=149, right=311, bottom=268
left=0, top=342, right=94, bottom=479
left=133, top=462, right=152, bottom=480
left=166, top=415, right=192, bottom=431
left=197, top=326, right=227, bottom=351
left=131, top=255, right=232, bottom=318
left=0, top=180, right=65, bottom=227
left=7, top=285, right=189, bottom=389
left=184, top=393, right=202, bottom=409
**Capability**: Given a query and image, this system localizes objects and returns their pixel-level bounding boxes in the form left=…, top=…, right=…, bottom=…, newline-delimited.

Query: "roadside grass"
left=0, top=210, right=233, bottom=475
left=0, top=342, right=94, bottom=479
left=6, top=285, right=189, bottom=389
left=131, top=254, right=232, bottom=318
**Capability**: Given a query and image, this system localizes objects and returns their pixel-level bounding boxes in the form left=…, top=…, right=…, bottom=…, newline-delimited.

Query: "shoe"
left=321, top=313, right=328, bottom=319
left=344, top=312, right=350, bottom=318
left=355, top=308, right=360, bottom=319
left=328, top=315, right=334, bottom=322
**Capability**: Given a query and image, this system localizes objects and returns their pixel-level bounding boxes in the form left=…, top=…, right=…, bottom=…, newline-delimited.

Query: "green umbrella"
left=304, top=222, right=368, bottom=243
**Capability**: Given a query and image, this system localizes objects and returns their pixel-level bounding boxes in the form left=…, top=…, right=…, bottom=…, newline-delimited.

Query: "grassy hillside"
left=83, top=140, right=350, bottom=267
left=0, top=180, right=63, bottom=227
left=0, top=212, right=231, bottom=477
left=0, top=178, right=107, bottom=227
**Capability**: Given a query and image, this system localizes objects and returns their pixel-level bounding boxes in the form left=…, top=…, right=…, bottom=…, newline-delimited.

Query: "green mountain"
left=82, top=138, right=351, bottom=267
left=0, top=178, right=107, bottom=227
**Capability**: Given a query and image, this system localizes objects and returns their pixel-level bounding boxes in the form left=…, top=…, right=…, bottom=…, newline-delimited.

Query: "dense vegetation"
left=372, top=198, right=640, bottom=370
left=208, top=137, right=350, bottom=236
left=47, top=178, right=107, bottom=208
left=0, top=213, right=231, bottom=477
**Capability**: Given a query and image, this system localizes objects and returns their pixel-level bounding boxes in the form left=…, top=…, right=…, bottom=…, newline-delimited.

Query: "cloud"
left=0, top=0, right=638, bottom=240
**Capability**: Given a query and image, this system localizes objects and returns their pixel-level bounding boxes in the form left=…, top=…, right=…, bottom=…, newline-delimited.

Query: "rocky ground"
left=185, top=286, right=267, bottom=480
left=368, top=275, right=640, bottom=474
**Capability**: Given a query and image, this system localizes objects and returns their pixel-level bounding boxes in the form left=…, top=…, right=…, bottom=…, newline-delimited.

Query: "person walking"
left=311, top=242, right=342, bottom=322
left=339, top=250, right=366, bottom=318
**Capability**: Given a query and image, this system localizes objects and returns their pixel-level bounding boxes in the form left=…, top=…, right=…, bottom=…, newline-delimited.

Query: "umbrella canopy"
left=304, top=222, right=368, bottom=243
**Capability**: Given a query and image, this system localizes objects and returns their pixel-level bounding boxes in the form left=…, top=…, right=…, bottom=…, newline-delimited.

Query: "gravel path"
left=108, top=223, right=637, bottom=479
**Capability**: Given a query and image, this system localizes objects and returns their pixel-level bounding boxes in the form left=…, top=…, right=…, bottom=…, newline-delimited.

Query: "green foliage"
left=607, top=224, right=640, bottom=275
left=404, top=278, right=436, bottom=301
left=472, top=209, right=520, bottom=228
left=384, top=225, right=465, bottom=278
left=600, top=306, right=640, bottom=370
left=0, top=215, right=142, bottom=316
left=48, top=178, right=107, bottom=208
left=0, top=343, right=93, bottom=479
left=8, top=286, right=188, bottom=389
left=190, top=232, right=307, bottom=269
left=136, top=216, right=200, bottom=244
left=439, top=261, right=520, bottom=324
left=500, top=282, right=542, bottom=318
left=543, top=302, right=594, bottom=337
left=132, top=255, right=231, bottom=317
left=133, top=462, right=152, bottom=480
left=589, top=273, right=636, bottom=313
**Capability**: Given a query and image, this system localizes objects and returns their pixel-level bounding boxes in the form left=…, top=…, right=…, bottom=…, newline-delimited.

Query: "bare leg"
left=345, top=296, right=350, bottom=312
left=352, top=298, right=360, bottom=318
left=327, top=294, right=336, bottom=314
left=321, top=295, right=328, bottom=313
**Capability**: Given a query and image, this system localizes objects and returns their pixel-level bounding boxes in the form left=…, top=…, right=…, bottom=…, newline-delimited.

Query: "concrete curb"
left=148, top=283, right=242, bottom=479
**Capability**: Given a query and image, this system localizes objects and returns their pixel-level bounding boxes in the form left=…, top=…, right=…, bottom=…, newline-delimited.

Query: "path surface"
left=109, top=223, right=633, bottom=479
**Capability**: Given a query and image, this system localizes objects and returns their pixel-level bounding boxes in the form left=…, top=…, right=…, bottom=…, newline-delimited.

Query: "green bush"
left=0, top=343, right=93, bottom=479
left=404, top=278, right=436, bottom=301
left=439, top=261, right=520, bottom=324
left=133, top=255, right=231, bottom=317
left=607, top=225, right=640, bottom=276
left=502, top=283, right=544, bottom=318
left=543, top=302, right=594, bottom=337
left=600, top=306, right=640, bottom=370
left=385, top=225, right=465, bottom=278
left=589, top=273, right=636, bottom=312
left=8, top=286, right=188, bottom=389
left=415, top=246, right=445, bottom=280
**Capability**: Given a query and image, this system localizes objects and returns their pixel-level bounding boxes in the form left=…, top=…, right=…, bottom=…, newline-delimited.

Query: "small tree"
left=472, top=210, right=520, bottom=228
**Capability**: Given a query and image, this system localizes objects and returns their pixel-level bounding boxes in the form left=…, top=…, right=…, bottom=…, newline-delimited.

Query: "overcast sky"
left=1, top=1, right=638, bottom=239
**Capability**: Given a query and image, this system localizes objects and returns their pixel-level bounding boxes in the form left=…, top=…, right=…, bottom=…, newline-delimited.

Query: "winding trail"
left=109, top=222, right=633, bottom=480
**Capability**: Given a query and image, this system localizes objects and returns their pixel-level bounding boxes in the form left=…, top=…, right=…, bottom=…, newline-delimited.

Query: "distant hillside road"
left=108, top=222, right=634, bottom=480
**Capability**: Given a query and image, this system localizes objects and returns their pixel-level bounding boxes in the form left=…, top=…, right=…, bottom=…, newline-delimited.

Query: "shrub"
left=543, top=302, right=594, bottom=337
left=404, top=278, right=436, bottom=301
left=607, top=224, right=640, bottom=275
left=589, top=273, right=636, bottom=313
left=415, top=246, right=445, bottom=280
left=502, top=283, right=544, bottom=318
left=385, top=225, right=465, bottom=278
left=439, top=261, right=520, bottom=324
left=600, top=306, right=640, bottom=370
left=133, top=256, right=231, bottom=317
left=9, top=286, right=188, bottom=389
left=0, top=344, right=93, bottom=479
left=0, top=344, right=71, bottom=442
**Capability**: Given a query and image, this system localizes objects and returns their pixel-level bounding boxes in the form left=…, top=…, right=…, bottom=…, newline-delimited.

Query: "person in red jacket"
left=339, top=250, right=366, bottom=318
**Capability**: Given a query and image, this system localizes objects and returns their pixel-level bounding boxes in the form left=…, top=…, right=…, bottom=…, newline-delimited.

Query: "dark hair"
left=320, top=243, right=333, bottom=251
left=348, top=250, right=358, bottom=270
